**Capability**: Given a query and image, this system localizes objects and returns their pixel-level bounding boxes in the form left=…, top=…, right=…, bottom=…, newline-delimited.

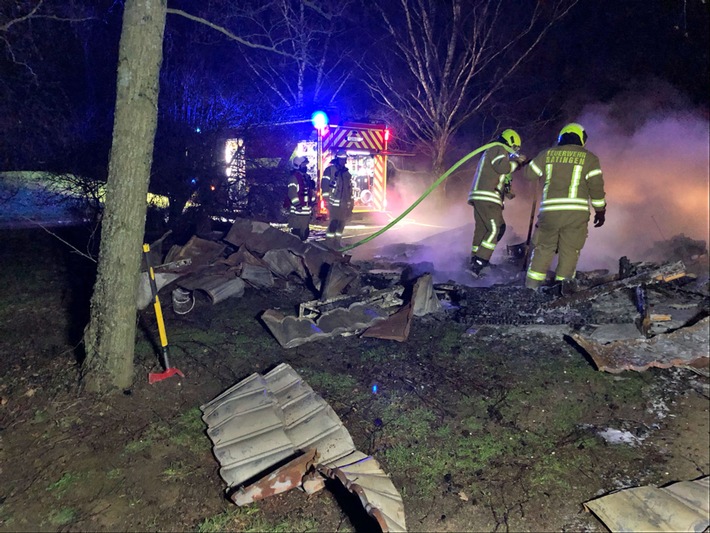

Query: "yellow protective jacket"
left=287, top=170, right=315, bottom=216
left=467, top=144, right=519, bottom=206
left=321, top=162, right=353, bottom=209
left=525, top=144, right=606, bottom=213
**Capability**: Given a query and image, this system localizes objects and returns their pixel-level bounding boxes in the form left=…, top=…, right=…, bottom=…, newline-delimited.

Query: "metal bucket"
left=172, top=287, right=195, bottom=315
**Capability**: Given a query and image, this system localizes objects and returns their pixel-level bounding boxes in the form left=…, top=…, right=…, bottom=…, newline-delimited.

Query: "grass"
left=123, top=408, right=207, bottom=455
left=170, top=407, right=208, bottom=453
left=162, top=461, right=192, bottom=481
left=372, top=343, right=656, bottom=500
left=435, top=326, right=466, bottom=355
left=46, top=472, right=80, bottom=497
left=197, top=507, right=318, bottom=533
left=123, top=421, right=169, bottom=454
left=106, top=468, right=122, bottom=480
left=32, top=409, right=48, bottom=425
left=359, top=343, right=401, bottom=363
left=47, top=507, right=76, bottom=526
left=165, top=321, right=277, bottom=363
left=297, top=369, right=360, bottom=396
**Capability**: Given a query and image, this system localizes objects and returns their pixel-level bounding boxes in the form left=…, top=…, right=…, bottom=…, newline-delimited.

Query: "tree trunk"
left=82, top=0, right=167, bottom=393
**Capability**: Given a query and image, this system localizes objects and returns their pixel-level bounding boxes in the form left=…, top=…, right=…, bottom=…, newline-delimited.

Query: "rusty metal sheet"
left=230, top=449, right=319, bottom=506
left=360, top=303, right=413, bottom=342
left=164, top=235, right=226, bottom=269
left=570, top=316, right=710, bottom=374
left=318, top=451, right=407, bottom=533
left=223, top=218, right=308, bottom=255
left=202, top=364, right=408, bottom=530
left=584, top=475, right=710, bottom=532
left=223, top=218, right=351, bottom=288
left=201, top=363, right=357, bottom=490
left=222, top=247, right=270, bottom=269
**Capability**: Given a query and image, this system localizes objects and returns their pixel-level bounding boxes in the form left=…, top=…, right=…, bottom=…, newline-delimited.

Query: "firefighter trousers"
left=526, top=211, right=590, bottom=289
left=326, top=205, right=352, bottom=248
left=288, top=212, right=311, bottom=241
left=471, top=200, right=506, bottom=262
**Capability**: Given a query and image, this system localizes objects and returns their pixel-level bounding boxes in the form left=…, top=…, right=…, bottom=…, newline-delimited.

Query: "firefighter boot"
left=467, top=256, right=489, bottom=278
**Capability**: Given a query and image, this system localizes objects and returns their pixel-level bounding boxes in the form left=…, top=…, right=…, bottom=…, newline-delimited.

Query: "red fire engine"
left=294, top=121, right=391, bottom=218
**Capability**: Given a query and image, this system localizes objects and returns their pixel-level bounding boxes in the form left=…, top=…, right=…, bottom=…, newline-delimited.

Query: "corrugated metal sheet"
left=319, top=451, right=407, bottom=532
left=202, top=363, right=408, bottom=532
left=584, top=475, right=709, bottom=532
left=201, top=363, right=356, bottom=489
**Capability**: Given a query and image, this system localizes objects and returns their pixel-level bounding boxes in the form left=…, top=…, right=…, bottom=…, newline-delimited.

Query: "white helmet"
left=293, top=156, right=308, bottom=168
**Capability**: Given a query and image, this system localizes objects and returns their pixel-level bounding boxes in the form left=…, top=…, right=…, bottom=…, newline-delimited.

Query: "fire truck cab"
left=294, top=121, right=391, bottom=218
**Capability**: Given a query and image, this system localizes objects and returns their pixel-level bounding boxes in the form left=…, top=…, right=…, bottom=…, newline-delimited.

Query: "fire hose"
left=338, top=141, right=517, bottom=252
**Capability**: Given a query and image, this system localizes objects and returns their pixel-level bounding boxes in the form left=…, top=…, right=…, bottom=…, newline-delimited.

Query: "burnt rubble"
left=139, top=217, right=709, bottom=373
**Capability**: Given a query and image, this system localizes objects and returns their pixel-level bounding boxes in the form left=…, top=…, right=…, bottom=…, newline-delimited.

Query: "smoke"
left=576, top=102, right=709, bottom=270
left=355, top=88, right=709, bottom=276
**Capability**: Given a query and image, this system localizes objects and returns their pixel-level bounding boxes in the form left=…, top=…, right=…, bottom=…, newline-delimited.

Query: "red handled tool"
left=143, top=243, right=185, bottom=384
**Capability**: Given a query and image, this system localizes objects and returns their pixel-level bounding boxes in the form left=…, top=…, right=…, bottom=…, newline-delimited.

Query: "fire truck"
left=293, top=121, right=391, bottom=218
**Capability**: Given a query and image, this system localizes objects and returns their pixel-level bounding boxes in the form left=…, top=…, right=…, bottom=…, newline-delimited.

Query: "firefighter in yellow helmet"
left=287, top=156, right=316, bottom=241
left=321, top=150, right=353, bottom=249
left=467, top=129, right=527, bottom=276
left=524, top=123, right=607, bottom=290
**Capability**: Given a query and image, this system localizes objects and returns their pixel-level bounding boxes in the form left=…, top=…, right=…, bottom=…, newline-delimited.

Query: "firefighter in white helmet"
left=467, top=129, right=527, bottom=276
left=321, top=150, right=353, bottom=249
left=524, top=123, right=606, bottom=290
left=287, top=156, right=316, bottom=241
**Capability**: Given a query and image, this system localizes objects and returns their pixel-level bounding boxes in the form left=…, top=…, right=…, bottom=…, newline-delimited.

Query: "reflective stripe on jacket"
left=288, top=170, right=314, bottom=216
left=468, top=145, right=518, bottom=206
left=322, top=163, right=352, bottom=209
left=525, top=144, right=606, bottom=213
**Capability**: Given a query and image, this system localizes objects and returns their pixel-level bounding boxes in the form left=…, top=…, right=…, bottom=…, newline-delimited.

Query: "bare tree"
left=363, top=0, right=578, bottom=180
left=206, top=0, right=357, bottom=110
left=82, top=0, right=167, bottom=392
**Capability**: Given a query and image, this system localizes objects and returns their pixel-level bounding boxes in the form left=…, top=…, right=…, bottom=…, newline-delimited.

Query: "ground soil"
left=0, top=226, right=708, bottom=532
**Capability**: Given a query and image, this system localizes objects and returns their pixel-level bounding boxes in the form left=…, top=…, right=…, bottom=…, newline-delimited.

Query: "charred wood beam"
left=542, top=261, right=686, bottom=310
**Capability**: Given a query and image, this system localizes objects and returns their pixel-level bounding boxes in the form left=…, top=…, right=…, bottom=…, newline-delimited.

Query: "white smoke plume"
left=352, top=90, right=709, bottom=276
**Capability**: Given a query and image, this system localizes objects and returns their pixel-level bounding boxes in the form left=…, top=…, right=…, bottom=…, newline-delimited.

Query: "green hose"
left=339, top=141, right=515, bottom=252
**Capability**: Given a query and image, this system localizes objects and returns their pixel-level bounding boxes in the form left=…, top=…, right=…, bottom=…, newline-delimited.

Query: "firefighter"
left=287, top=156, right=316, bottom=241
left=321, top=150, right=353, bottom=249
left=467, top=129, right=527, bottom=276
left=524, top=123, right=606, bottom=290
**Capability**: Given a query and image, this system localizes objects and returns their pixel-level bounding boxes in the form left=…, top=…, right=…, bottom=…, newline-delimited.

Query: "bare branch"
left=364, top=0, right=579, bottom=175
left=166, top=8, right=297, bottom=57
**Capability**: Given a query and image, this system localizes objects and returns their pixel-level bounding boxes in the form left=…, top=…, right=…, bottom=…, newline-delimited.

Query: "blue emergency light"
left=311, top=111, right=328, bottom=130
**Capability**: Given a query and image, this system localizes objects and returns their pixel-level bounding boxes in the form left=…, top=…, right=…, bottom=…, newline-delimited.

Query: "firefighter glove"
left=593, top=209, right=606, bottom=228
left=503, top=181, right=515, bottom=200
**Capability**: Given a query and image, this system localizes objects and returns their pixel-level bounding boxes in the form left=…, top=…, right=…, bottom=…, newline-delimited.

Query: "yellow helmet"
left=558, top=123, right=587, bottom=146
left=500, top=129, right=521, bottom=150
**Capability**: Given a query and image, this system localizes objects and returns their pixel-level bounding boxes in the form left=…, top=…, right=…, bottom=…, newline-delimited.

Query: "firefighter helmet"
left=500, top=129, right=521, bottom=150
left=558, top=123, right=587, bottom=146
left=335, top=150, right=347, bottom=158
left=293, top=156, right=308, bottom=168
